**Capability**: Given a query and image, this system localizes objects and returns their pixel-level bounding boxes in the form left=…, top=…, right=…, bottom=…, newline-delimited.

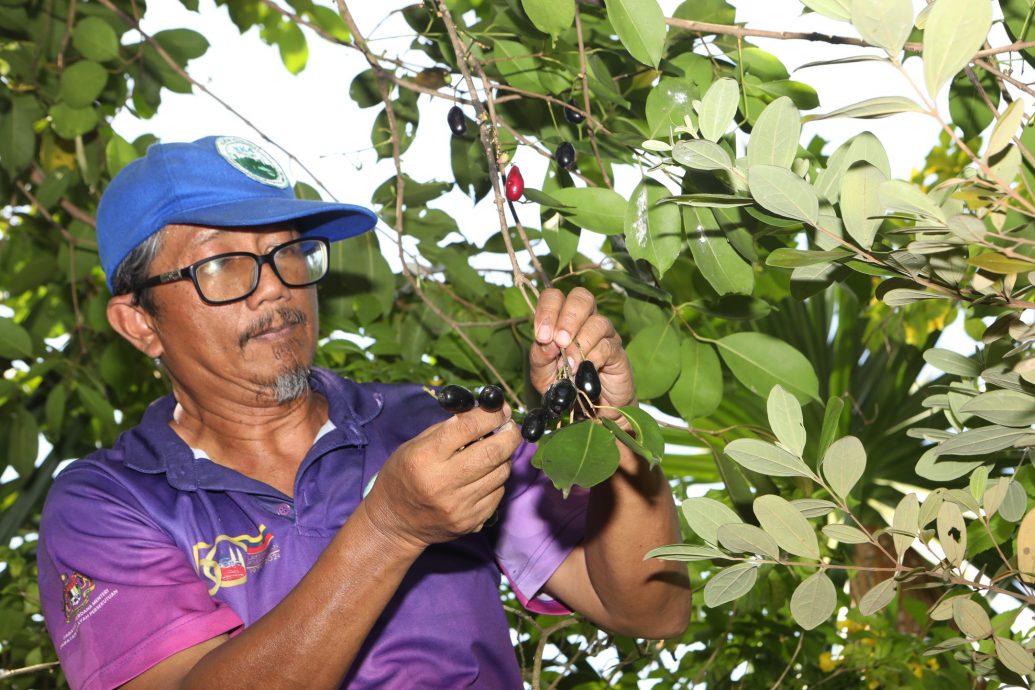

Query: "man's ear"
left=107, top=294, right=164, bottom=359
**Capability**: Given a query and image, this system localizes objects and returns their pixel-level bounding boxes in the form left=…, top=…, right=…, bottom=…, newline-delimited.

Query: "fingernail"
left=537, top=324, right=552, bottom=342
left=556, top=330, right=571, bottom=347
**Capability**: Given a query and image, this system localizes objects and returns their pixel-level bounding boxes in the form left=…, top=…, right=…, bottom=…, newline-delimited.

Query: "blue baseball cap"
left=96, top=135, right=379, bottom=291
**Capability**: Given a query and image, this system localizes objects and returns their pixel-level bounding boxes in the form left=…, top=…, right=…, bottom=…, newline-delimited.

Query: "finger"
left=533, top=288, right=566, bottom=344
left=583, top=334, right=623, bottom=371
left=454, top=423, right=521, bottom=478
left=433, top=407, right=513, bottom=453
left=553, top=287, right=597, bottom=350
left=566, top=314, right=616, bottom=364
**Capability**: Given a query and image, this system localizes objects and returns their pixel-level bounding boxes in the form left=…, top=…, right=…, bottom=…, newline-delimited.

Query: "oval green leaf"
left=850, top=0, right=913, bottom=55
left=748, top=165, right=819, bottom=224
left=538, top=420, right=621, bottom=495
left=922, top=0, right=992, bottom=98
left=672, top=139, right=733, bottom=171
left=60, top=60, right=108, bottom=108
left=669, top=338, right=723, bottom=422
left=685, top=207, right=754, bottom=295
left=747, top=97, right=800, bottom=169
left=703, top=562, right=759, bottom=607
left=725, top=438, right=816, bottom=479
left=892, top=493, right=919, bottom=561
left=552, top=187, right=628, bottom=235
left=790, top=571, right=837, bottom=630
left=606, top=0, right=666, bottom=68
left=767, top=385, right=805, bottom=457
left=716, top=332, right=820, bottom=404
left=521, top=0, right=575, bottom=38
left=627, top=323, right=681, bottom=399
left=960, top=389, right=1035, bottom=427
left=72, top=17, right=120, bottom=62
left=0, top=317, right=33, bottom=359
left=754, top=494, right=821, bottom=560
left=821, top=435, right=866, bottom=498
left=840, top=162, right=886, bottom=250
left=717, top=523, right=780, bottom=560
left=821, top=524, right=871, bottom=543
left=699, top=78, right=740, bottom=142
left=858, top=577, right=897, bottom=615
left=923, top=347, right=981, bottom=377
left=624, top=179, right=683, bottom=276
left=681, top=497, right=743, bottom=545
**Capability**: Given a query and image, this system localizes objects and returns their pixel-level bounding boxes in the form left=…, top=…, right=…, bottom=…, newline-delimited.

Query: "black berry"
left=447, top=106, right=467, bottom=136
left=544, top=379, right=577, bottom=417
left=575, top=360, right=601, bottom=402
left=438, top=384, right=476, bottom=413
left=564, top=99, right=586, bottom=124
left=555, top=141, right=575, bottom=170
left=477, top=384, right=504, bottom=412
left=521, top=408, right=547, bottom=442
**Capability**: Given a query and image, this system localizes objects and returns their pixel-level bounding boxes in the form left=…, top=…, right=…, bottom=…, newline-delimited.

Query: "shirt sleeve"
left=493, top=441, right=589, bottom=615
left=37, top=464, right=243, bottom=690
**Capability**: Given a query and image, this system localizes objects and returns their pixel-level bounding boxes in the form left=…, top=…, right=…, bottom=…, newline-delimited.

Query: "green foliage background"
left=5, top=0, right=1035, bottom=686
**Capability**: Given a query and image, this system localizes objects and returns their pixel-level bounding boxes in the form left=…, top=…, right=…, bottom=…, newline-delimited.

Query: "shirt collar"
left=119, top=368, right=382, bottom=491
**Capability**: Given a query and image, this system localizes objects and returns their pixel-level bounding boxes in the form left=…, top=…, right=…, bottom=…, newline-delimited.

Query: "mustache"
left=239, top=308, right=309, bottom=349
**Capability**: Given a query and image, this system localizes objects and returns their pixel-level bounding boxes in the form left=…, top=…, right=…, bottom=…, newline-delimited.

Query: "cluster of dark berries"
left=436, top=383, right=505, bottom=413
left=521, top=360, right=601, bottom=443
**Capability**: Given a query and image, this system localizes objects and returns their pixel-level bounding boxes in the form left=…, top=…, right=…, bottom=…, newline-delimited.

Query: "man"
left=37, top=135, right=691, bottom=689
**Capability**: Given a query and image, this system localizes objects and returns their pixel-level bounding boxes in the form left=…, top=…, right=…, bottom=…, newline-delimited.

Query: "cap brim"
left=167, top=197, right=379, bottom=242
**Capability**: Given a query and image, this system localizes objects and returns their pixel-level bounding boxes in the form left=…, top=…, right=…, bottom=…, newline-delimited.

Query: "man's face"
left=141, top=223, right=321, bottom=404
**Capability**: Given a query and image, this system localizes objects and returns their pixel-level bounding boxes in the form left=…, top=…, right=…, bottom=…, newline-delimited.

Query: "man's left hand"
left=530, top=287, right=636, bottom=417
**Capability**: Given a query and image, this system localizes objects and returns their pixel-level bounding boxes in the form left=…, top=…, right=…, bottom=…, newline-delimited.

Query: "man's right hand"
left=361, top=405, right=520, bottom=553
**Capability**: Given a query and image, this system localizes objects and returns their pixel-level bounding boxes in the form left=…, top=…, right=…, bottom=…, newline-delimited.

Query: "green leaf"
left=717, top=523, right=780, bottom=559
left=1001, top=480, right=1027, bottom=522
left=858, top=577, right=897, bottom=615
left=767, top=385, right=805, bottom=457
left=960, top=390, right=1035, bottom=427
left=802, top=96, right=924, bottom=122
left=923, top=347, right=980, bottom=377
left=669, top=338, right=723, bottom=421
left=802, top=0, right=851, bottom=20
left=968, top=252, right=1035, bottom=274
left=703, top=563, right=759, bottom=607
left=821, top=436, right=866, bottom=498
left=672, top=139, right=733, bottom=171
left=716, top=332, right=820, bottom=403
left=766, top=248, right=851, bottom=268
left=878, top=180, right=946, bottom=223
left=72, top=17, right=120, bottom=62
left=936, top=426, right=1030, bottom=457
left=817, top=396, right=845, bottom=461
left=538, top=421, right=621, bottom=495
left=746, top=97, right=800, bottom=169
left=725, top=439, right=816, bottom=478
left=983, top=478, right=1011, bottom=518
left=8, top=406, right=38, bottom=477
left=614, top=406, right=665, bottom=465
left=105, top=134, right=139, bottom=177
left=922, top=0, right=992, bottom=97
left=790, top=571, right=837, bottom=630
left=850, top=0, right=913, bottom=55
left=685, top=208, right=754, bottom=295
left=987, top=100, right=1026, bottom=158
left=754, top=494, right=821, bottom=559
left=60, top=60, right=108, bottom=108
left=994, top=636, right=1035, bottom=676
left=840, top=162, right=886, bottom=250
left=45, top=381, right=67, bottom=437
left=627, top=324, right=681, bottom=399
left=493, top=40, right=542, bottom=93
left=681, top=496, right=742, bottom=545
left=349, top=69, right=381, bottom=108
left=892, top=493, right=919, bottom=561
left=646, top=78, right=698, bottom=138
left=953, top=597, right=992, bottom=639
left=521, top=0, right=575, bottom=38
left=937, top=501, right=967, bottom=566
left=0, top=95, right=44, bottom=176
left=747, top=165, right=819, bottom=224
left=821, top=524, right=871, bottom=543
left=882, top=288, right=948, bottom=307
left=645, top=544, right=728, bottom=561
left=49, top=103, right=99, bottom=139
left=606, top=0, right=666, bottom=68
left=793, top=498, right=839, bottom=518
left=624, top=179, right=683, bottom=276
left=0, top=316, right=33, bottom=359
left=552, top=187, right=628, bottom=235
left=699, top=78, right=740, bottom=142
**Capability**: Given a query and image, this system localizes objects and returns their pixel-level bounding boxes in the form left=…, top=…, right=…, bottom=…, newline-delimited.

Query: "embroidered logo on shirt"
left=61, top=572, right=96, bottom=623
left=192, top=524, right=280, bottom=595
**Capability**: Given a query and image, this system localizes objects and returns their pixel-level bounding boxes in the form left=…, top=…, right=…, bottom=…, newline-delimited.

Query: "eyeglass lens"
left=195, top=239, right=328, bottom=303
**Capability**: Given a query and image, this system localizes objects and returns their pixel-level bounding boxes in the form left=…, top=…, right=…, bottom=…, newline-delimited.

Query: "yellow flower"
left=868, top=679, right=880, bottom=689
left=819, top=651, right=841, bottom=673
left=909, top=662, right=924, bottom=679
left=927, top=658, right=940, bottom=671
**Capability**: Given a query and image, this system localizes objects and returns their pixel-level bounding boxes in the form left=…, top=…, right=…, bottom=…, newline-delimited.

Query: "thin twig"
left=769, top=634, right=805, bottom=690
left=574, top=6, right=611, bottom=190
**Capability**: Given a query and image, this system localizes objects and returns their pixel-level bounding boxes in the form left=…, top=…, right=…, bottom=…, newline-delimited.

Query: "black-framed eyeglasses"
left=133, top=237, right=330, bottom=305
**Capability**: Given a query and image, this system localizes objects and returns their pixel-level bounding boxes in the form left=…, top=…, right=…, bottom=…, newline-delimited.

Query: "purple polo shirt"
left=37, top=368, right=589, bottom=689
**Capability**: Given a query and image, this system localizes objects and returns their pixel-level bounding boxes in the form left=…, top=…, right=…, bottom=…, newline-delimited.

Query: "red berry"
left=505, top=166, right=524, bottom=201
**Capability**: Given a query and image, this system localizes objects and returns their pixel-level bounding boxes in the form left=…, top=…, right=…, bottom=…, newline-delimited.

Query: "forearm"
left=583, top=443, right=691, bottom=637
left=180, top=501, right=422, bottom=690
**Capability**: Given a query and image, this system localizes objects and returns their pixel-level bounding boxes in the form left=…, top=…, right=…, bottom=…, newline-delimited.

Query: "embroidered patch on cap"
left=214, top=136, right=289, bottom=189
